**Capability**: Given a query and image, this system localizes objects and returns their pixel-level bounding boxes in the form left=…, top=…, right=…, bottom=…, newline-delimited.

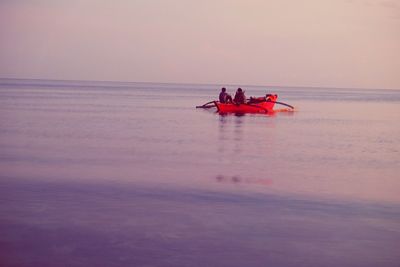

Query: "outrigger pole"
left=266, top=100, right=294, bottom=109
left=196, top=101, right=217, bottom=109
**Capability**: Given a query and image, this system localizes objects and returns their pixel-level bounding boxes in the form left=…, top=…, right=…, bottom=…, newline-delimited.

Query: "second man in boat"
left=233, top=88, right=246, bottom=104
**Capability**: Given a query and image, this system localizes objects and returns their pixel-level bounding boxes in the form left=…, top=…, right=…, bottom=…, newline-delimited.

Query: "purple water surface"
left=1, top=79, right=399, bottom=266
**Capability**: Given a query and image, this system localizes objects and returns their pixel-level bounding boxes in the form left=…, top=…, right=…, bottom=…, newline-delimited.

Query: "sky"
left=0, top=0, right=399, bottom=89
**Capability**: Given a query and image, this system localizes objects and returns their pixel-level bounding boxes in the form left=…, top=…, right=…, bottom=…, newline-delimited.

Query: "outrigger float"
left=196, top=94, right=294, bottom=114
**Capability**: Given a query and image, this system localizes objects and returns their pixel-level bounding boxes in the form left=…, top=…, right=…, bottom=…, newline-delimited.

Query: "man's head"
left=221, top=87, right=226, bottom=92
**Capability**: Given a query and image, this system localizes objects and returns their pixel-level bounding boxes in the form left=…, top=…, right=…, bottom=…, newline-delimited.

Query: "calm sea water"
left=1, top=79, right=399, bottom=266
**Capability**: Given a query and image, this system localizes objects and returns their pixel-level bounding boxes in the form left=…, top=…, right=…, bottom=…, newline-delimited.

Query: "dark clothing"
left=219, top=92, right=227, bottom=103
left=233, top=91, right=246, bottom=104
left=219, top=92, right=232, bottom=103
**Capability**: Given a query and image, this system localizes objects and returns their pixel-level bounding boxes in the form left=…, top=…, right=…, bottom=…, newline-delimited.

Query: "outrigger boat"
left=216, top=94, right=278, bottom=113
left=196, top=94, right=294, bottom=114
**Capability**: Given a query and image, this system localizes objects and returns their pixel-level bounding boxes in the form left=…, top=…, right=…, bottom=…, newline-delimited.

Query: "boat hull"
left=215, top=95, right=277, bottom=114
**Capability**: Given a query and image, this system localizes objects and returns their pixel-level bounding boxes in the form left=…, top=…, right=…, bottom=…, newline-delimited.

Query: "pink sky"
left=0, top=0, right=399, bottom=89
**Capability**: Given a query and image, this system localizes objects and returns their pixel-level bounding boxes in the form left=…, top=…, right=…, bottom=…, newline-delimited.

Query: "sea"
left=1, top=78, right=399, bottom=267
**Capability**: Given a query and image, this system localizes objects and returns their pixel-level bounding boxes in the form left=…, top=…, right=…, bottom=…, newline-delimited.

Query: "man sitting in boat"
left=219, top=87, right=232, bottom=103
left=233, top=88, right=246, bottom=104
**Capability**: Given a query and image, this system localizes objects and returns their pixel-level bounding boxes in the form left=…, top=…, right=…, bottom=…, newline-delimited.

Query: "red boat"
left=215, top=94, right=278, bottom=114
left=196, top=94, right=294, bottom=114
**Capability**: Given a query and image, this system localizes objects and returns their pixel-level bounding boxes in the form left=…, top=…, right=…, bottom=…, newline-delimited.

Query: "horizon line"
left=0, top=77, right=399, bottom=91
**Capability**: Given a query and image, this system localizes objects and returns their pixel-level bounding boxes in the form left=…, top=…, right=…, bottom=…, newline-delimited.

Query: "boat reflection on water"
left=216, top=174, right=273, bottom=186
left=216, top=114, right=275, bottom=189
left=217, top=112, right=245, bottom=155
